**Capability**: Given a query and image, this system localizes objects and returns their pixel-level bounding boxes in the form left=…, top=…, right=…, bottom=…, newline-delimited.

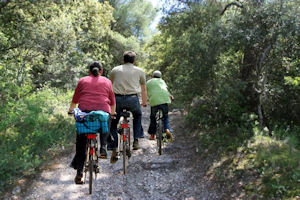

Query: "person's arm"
left=108, top=80, right=116, bottom=115
left=139, top=71, right=147, bottom=107
left=68, top=79, right=82, bottom=114
left=68, top=102, right=77, bottom=114
left=109, top=70, right=115, bottom=84
left=163, top=79, right=174, bottom=101
left=110, top=104, right=116, bottom=115
left=141, top=84, right=147, bottom=107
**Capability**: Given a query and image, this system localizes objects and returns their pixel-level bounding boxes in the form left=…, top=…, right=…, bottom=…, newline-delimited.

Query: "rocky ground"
left=5, top=107, right=222, bottom=200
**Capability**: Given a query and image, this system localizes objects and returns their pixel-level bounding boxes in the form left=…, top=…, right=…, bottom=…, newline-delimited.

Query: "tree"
left=106, top=0, right=157, bottom=40
left=0, top=0, right=119, bottom=112
left=144, top=0, right=300, bottom=131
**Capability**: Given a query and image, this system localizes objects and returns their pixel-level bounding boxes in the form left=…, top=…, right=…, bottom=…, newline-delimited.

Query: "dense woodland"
left=0, top=0, right=299, bottom=198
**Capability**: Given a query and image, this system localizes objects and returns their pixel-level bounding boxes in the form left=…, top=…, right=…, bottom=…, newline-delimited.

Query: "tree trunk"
left=240, top=48, right=258, bottom=113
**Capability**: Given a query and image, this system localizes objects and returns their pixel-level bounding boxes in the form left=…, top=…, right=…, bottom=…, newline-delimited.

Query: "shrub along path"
left=4, top=106, right=225, bottom=200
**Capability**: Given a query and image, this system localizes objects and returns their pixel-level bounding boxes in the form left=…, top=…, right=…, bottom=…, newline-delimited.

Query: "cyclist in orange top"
left=68, top=61, right=116, bottom=184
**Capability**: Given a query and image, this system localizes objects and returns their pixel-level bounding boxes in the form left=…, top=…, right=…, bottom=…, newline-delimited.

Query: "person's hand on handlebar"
left=141, top=102, right=147, bottom=107
left=111, top=112, right=117, bottom=119
left=170, top=95, right=174, bottom=101
left=68, top=103, right=76, bottom=116
left=67, top=109, right=74, bottom=116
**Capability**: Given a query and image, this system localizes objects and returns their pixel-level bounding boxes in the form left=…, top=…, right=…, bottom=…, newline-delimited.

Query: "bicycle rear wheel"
left=89, top=154, right=93, bottom=194
left=157, top=118, right=163, bottom=155
left=123, top=141, right=127, bottom=174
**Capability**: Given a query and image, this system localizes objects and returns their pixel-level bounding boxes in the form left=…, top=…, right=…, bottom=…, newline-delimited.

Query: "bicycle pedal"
left=127, top=152, right=132, bottom=158
left=94, top=166, right=100, bottom=173
left=126, top=149, right=131, bottom=158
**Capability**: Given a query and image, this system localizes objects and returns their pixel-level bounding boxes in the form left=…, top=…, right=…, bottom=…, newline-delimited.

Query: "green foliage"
left=144, top=2, right=227, bottom=104
left=1, top=1, right=111, bottom=89
left=0, top=89, right=75, bottom=195
left=109, top=0, right=157, bottom=40
left=245, top=135, right=300, bottom=198
left=0, top=0, right=147, bottom=92
left=199, top=131, right=300, bottom=199
left=145, top=0, right=299, bottom=128
left=106, top=31, right=146, bottom=70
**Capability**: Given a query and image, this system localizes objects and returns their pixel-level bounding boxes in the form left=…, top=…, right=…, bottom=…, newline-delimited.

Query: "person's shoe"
left=74, top=173, right=83, bottom=184
left=165, top=129, right=173, bottom=142
left=110, top=149, right=118, bottom=164
left=99, top=147, right=107, bottom=159
left=133, top=139, right=139, bottom=150
left=149, top=134, right=155, bottom=140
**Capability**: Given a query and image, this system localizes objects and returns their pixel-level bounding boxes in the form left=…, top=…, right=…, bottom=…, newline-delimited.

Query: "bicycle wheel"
left=157, top=118, right=163, bottom=155
left=89, top=154, right=93, bottom=194
left=123, top=136, right=127, bottom=174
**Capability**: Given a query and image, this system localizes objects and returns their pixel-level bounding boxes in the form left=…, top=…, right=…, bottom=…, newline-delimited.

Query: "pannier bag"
left=74, top=108, right=109, bottom=134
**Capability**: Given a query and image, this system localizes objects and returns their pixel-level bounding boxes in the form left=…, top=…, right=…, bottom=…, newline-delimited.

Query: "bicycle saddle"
left=119, top=109, right=130, bottom=118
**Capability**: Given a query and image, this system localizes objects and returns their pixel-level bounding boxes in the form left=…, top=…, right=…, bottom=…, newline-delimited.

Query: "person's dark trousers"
left=101, top=116, right=112, bottom=148
left=110, top=94, right=143, bottom=149
left=148, top=103, right=170, bottom=135
left=71, top=133, right=87, bottom=174
left=140, top=125, right=144, bottom=137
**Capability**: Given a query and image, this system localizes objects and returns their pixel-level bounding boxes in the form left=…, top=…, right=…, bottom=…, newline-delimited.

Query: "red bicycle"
left=73, top=109, right=109, bottom=194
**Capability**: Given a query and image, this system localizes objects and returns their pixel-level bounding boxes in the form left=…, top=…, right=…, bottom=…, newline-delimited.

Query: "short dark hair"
left=123, top=51, right=136, bottom=64
left=89, top=61, right=102, bottom=77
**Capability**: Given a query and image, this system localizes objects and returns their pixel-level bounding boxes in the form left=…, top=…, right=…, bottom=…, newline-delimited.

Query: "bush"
left=0, top=88, right=75, bottom=195
left=245, top=135, right=300, bottom=199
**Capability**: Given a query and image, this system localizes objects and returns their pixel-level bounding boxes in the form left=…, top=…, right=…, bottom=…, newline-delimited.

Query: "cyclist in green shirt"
left=146, top=70, right=173, bottom=141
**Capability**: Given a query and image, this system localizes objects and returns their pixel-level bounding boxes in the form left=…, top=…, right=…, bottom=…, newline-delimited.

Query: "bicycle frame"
left=86, top=134, right=98, bottom=162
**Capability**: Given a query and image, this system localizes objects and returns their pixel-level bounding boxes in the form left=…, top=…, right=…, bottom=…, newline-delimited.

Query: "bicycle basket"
left=74, top=108, right=109, bottom=134
left=76, top=116, right=101, bottom=134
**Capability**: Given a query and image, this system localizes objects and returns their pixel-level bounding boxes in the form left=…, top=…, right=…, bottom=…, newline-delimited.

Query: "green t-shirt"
left=146, top=78, right=171, bottom=107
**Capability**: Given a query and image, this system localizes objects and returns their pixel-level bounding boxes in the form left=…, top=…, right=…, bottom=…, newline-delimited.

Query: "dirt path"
left=7, top=107, right=220, bottom=200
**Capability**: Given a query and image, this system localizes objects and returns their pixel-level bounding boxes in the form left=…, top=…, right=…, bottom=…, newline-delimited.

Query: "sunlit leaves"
left=111, top=0, right=157, bottom=40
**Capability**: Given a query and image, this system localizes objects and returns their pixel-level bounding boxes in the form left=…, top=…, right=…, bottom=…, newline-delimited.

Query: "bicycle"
left=117, top=109, right=132, bottom=174
left=73, top=108, right=109, bottom=194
